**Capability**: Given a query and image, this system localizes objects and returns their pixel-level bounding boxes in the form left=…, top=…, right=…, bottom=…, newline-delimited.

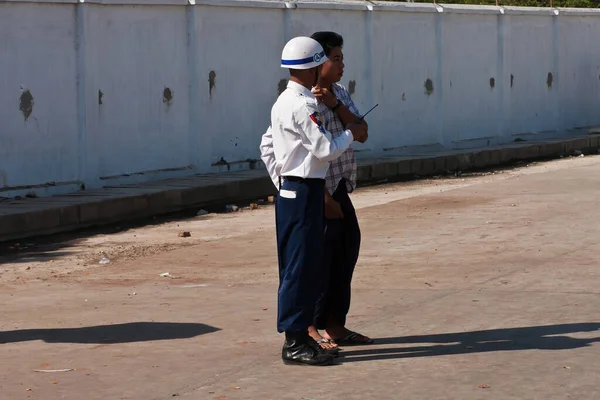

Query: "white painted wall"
left=0, top=2, right=79, bottom=194
left=1, top=0, right=600, bottom=197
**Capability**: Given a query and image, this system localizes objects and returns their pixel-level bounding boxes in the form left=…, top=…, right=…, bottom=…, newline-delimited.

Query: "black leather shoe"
left=282, top=333, right=334, bottom=366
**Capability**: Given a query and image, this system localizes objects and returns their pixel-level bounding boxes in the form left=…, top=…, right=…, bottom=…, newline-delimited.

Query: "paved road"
left=1, top=156, right=600, bottom=400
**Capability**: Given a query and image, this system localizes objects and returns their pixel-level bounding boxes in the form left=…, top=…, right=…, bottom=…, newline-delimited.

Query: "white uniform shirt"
left=260, top=81, right=353, bottom=188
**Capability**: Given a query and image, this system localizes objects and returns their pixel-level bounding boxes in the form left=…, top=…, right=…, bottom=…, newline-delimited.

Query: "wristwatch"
left=331, top=99, right=342, bottom=112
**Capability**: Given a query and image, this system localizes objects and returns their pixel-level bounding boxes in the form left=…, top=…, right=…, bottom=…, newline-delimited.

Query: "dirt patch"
left=359, top=193, right=495, bottom=218
left=2, top=156, right=599, bottom=286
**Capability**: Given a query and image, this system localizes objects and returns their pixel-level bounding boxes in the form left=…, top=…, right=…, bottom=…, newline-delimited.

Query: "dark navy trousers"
left=314, top=179, right=361, bottom=330
left=275, top=177, right=325, bottom=334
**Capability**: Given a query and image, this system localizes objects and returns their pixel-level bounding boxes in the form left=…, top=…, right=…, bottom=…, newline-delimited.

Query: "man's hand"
left=325, top=191, right=344, bottom=220
left=346, top=122, right=368, bottom=143
left=313, top=86, right=338, bottom=109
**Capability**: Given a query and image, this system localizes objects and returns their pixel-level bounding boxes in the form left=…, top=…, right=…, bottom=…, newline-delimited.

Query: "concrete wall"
left=1, top=0, right=600, bottom=197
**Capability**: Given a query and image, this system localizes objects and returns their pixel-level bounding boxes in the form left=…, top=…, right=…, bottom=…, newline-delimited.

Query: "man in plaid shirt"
left=259, top=31, right=373, bottom=354
left=309, top=31, right=373, bottom=351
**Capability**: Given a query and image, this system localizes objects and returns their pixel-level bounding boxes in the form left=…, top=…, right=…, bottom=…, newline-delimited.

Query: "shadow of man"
left=338, top=322, right=600, bottom=363
left=0, top=322, right=220, bottom=344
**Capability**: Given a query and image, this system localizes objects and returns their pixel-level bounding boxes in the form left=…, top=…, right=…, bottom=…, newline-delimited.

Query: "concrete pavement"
left=1, top=156, right=600, bottom=399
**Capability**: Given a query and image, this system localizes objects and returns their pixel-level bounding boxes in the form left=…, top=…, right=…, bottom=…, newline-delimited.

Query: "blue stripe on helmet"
left=281, top=51, right=325, bottom=66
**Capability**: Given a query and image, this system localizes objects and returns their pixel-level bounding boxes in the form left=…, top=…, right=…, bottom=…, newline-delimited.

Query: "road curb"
left=1, top=135, right=598, bottom=242
left=359, top=135, right=599, bottom=184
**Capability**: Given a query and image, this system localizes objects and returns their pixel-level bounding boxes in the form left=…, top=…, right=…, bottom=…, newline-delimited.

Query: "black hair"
left=310, top=31, right=344, bottom=57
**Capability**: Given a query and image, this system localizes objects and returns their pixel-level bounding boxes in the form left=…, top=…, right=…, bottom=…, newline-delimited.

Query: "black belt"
left=283, top=176, right=304, bottom=182
left=279, top=176, right=324, bottom=190
left=282, top=176, right=325, bottom=182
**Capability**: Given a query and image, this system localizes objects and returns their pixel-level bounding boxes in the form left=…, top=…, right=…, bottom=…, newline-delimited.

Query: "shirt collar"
left=287, top=80, right=315, bottom=98
left=330, top=83, right=342, bottom=96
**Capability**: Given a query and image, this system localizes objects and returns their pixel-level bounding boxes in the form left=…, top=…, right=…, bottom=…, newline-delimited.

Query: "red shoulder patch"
left=310, top=112, right=323, bottom=127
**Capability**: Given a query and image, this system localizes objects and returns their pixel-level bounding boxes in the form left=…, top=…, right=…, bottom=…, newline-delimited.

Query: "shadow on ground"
left=0, top=242, right=81, bottom=265
left=0, top=322, right=220, bottom=344
left=0, top=213, right=192, bottom=264
left=0, top=197, right=274, bottom=264
left=339, top=323, right=600, bottom=363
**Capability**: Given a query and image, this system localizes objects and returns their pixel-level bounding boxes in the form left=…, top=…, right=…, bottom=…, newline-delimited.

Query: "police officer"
left=267, top=36, right=368, bottom=366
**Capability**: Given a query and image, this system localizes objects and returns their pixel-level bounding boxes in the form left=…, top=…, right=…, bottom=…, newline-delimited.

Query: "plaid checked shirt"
left=317, top=83, right=359, bottom=195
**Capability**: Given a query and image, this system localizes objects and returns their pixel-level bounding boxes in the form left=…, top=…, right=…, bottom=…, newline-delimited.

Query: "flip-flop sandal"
left=316, top=338, right=340, bottom=356
left=331, top=331, right=374, bottom=346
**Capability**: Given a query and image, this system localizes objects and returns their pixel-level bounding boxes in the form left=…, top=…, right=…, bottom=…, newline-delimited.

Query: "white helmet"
left=281, top=36, right=328, bottom=70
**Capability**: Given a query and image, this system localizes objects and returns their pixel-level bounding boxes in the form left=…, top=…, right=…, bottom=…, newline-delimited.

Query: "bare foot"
left=308, top=325, right=339, bottom=351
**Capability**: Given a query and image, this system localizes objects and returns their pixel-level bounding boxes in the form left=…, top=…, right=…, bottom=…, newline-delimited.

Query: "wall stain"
left=163, top=87, right=173, bottom=105
left=0, top=170, right=7, bottom=187
left=209, top=71, right=216, bottom=98
left=19, top=88, right=34, bottom=120
left=277, top=79, right=287, bottom=95
left=510, top=74, right=514, bottom=88
left=348, top=80, right=356, bottom=95
left=213, top=157, right=230, bottom=171
left=424, top=79, right=434, bottom=95
left=547, top=72, right=553, bottom=88
left=98, top=90, right=103, bottom=105
left=489, top=77, right=495, bottom=89
left=402, top=93, right=406, bottom=101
